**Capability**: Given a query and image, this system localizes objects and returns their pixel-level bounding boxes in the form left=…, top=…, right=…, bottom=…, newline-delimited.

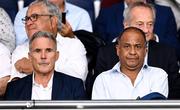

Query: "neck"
left=120, top=66, right=141, bottom=85
left=34, top=72, right=53, bottom=88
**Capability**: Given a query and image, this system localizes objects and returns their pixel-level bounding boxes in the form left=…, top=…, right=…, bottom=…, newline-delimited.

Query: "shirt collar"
left=112, top=61, right=149, bottom=74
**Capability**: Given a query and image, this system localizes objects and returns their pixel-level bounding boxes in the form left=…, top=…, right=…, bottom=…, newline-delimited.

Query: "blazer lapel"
left=51, top=71, right=63, bottom=100
left=20, top=75, right=32, bottom=100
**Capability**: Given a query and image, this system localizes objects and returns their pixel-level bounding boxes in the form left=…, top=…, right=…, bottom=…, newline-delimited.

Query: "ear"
left=145, top=47, right=148, bottom=56
left=51, top=16, right=58, bottom=31
left=28, top=52, right=32, bottom=62
left=55, top=51, right=59, bottom=61
left=123, top=21, right=129, bottom=29
left=116, top=44, right=120, bottom=57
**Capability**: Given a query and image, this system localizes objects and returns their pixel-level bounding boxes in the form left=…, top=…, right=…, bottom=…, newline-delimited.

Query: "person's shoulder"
left=54, top=71, right=83, bottom=82
left=8, top=75, right=32, bottom=87
left=155, top=4, right=173, bottom=12
left=146, top=65, right=167, bottom=76
left=0, top=7, right=6, bottom=13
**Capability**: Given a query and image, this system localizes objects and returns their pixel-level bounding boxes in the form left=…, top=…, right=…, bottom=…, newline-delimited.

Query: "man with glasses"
left=11, top=0, right=88, bottom=82
left=14, top=0, right=92, bottom=46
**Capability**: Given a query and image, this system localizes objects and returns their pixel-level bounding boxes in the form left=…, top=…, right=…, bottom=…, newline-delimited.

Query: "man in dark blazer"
left=92, top=2, right=180, bottom=99
left=95, top=0, right=180, bottom=60
left=4, top=31, right=86, bottom=100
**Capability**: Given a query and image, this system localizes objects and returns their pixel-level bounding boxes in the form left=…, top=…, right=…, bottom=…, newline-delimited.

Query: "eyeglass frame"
left=22, top=13, right=54, bottom=24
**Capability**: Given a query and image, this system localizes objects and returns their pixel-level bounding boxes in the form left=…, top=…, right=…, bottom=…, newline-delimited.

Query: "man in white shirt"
left=11, top=0, right=88, bottom=81
left=0, top=43, right=11, bottom=97
left=14, top=0, right=92, bottom=45
left=92, top=27, right=168, bottom=99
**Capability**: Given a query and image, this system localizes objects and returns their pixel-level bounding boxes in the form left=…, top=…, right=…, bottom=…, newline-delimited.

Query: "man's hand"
left=60, top=21, right=75, bottom=38
left=15, top=57, right=33, bottom=74
left=0, top=76, right=10, bottom=97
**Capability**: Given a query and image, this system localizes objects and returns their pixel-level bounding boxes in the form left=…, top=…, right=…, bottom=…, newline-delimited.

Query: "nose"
left=41, top=50, right=47, bottom=59
left=25, top=18, right=34, bottom=26
left=129, top=47, right=136, bottom=55
left=141, top=24, right=149, bottom=33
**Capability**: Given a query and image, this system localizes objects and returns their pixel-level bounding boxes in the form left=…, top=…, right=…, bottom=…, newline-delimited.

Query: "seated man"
left=92, top=27, right=168, bottom=99
left=0, top=43, right=11, bottom=97
left=94, top=1, right=180, bottom=99
left=11, top=0, right=88, bottom=81
left=4, top=31, right=86, bottom=100
left=14, top=0, right=92, bottom=46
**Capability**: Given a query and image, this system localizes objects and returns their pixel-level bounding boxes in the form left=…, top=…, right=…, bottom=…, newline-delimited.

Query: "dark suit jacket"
left=93, top=40, right=180, bottom=99
left=4, top=71, right=86, bottom=100
left=95, top=2, right=180, bottom=59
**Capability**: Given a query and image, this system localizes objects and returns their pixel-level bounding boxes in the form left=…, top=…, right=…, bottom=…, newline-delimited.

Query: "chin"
left=28, top=30, right=39, bottom=37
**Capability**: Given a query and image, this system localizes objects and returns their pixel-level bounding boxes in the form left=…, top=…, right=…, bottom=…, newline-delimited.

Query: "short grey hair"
left=29, top=31, right=57, bottom=51
left=30, top=0, right=62, bottom=31
left=123, top=1, right=156, bottom=24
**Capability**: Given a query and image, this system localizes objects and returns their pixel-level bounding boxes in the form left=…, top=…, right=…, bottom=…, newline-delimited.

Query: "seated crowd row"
left=0, top=0, right=180, bottom=100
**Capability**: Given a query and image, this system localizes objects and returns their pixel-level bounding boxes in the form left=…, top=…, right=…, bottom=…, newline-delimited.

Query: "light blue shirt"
left=92, top=63, right=168, bottom=100
left=14, top=2, right=92, bottom=46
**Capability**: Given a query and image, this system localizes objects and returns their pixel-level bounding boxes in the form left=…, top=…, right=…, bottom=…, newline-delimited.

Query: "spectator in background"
left=95, top=0, right=180, bottom=60
left=0, top=0, right=18, bottom=23
left=92, top=27, right=168, bottom=99
left=155, top=0, right=180, bottom=32
left=4, top=31, right=86, bottom=100
left=0, top=7, right=16, bottom=52
left=0, top=43, right=11, bottom=98
left=11, top=0, right=88, bottom=82
left=14, top=0, right=92, bottom=45
left=93, top=1, right=180, bottom=99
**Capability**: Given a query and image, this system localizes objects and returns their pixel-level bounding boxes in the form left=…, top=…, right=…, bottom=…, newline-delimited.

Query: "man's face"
left=25, top=3, right=57, bottom=38
left=29, top=37, right=59, bottom=75
left=124, top=6, right=154, bottom=41
left=116, top=30, right=147, bottom=71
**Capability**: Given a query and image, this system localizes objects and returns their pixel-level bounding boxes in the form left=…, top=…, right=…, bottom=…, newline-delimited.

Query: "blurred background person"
left=0, top=7, right=15, bottom=53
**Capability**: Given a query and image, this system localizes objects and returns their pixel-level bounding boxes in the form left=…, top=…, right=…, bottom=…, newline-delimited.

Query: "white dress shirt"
left=0, top=43, right=11, bottom=78
left=31, top=73, right=53, bottom=100
left=14, top=2, right=92, bottom=46
left=11, top=33, right=88, bottom=81
left=92, top=62, right=168, bottom=100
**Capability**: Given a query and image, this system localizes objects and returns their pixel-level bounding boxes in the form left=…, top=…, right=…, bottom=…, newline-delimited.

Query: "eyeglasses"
left=22, top=13, right=54, bottom=24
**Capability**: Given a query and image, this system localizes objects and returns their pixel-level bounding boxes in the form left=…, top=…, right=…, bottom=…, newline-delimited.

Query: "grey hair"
left=123, top=1, right=156, bottom=24
left=30, top=0, right=62, bottom=31
left=29, top=31, right=57, bottom=51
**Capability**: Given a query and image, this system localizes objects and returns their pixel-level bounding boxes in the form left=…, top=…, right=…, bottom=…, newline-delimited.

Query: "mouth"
left=39, top=63, right=49, bottom=66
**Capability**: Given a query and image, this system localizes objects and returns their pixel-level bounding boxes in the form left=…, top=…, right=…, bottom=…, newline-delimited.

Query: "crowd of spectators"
left=0, top=0, right=180, bottom=100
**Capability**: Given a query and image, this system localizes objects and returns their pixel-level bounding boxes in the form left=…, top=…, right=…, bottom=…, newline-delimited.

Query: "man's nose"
left=141, top=25, right=149, bottom=33
left=41, top=51, right=47, bottom=59
left=129, top=47, right=136, bottom=55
